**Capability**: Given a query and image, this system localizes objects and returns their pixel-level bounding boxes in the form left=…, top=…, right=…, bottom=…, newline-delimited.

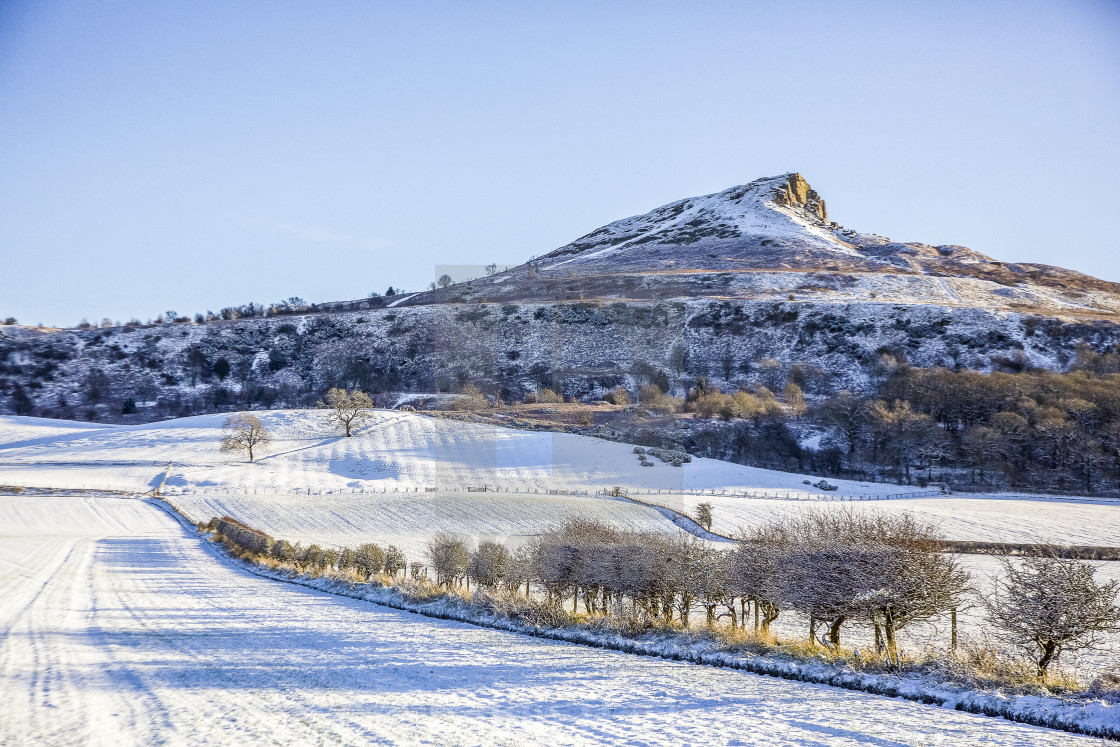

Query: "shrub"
left=537, top=388, right=563, bottom=404
left=384, top=545, right=407, bottom=577
left=987, top=549, right=1120, bottom=679
left=452, top=383, right=488, bottom=411
left=605, top=386, right=631, bottom=406
left=468, top=542, right=512, bottom=589
left=354, top=543, right=386, bottom=579
left=426, top=533, right=470, bottom=587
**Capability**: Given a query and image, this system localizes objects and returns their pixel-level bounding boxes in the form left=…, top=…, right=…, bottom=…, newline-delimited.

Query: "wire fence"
left=151, top=483, right=943, bottom=502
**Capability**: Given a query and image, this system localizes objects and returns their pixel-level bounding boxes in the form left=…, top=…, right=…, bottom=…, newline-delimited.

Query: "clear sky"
left=2, top=0, right=1118, bottom=327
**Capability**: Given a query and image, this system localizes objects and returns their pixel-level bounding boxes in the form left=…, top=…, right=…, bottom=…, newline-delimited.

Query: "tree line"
left=211, top=511, right=1120, bottom=681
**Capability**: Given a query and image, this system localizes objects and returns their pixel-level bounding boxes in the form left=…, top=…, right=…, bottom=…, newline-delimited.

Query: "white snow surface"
left=5, top=412, right=1120, bottom=553
left=0, top=410, right=897, bottom=496
left=657, top=493, right=1120, bottom=547
left=0, top=492, right=1106, bottom=746
left=170, top=491, right=678, bottom=559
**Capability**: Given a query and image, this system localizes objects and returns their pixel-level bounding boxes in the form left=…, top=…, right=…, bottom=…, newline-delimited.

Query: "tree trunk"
left=760, top=602, right=778, bottom=634
left=1037, top=641, right=1059, bottom=680
left=828, top=616, right=845, bottom=647
left=883, top=610, right=898, bottom=659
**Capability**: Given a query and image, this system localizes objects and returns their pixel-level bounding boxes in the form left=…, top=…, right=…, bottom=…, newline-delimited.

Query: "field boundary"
left=144, top=496, right=1120, bottom=742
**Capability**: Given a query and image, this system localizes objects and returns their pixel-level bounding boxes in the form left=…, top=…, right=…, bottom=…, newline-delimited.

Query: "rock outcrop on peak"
left=771, top=173, right=827, bottom=222
left=392, top=173, right=1119, bottom=318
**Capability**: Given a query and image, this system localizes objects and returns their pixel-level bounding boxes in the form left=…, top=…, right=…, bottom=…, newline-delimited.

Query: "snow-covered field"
left=657, top=492, right=1120, bottom=546
left=0, top=492, right=1105, bottom=746
left=169, top=491, right=678, bottom=558
left=4, top=412, right=1120, bottom=552
left=0, top=411, right=885, bottom=496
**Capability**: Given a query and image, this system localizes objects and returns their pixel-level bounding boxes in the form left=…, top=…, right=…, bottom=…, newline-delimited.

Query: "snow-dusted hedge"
left=154, top=499, right=1120, bottom=740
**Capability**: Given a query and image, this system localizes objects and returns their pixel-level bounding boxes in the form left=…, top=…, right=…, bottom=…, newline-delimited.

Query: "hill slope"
left=394, top=173, right=1120, bottom=316
left=2, top=173, right=1119, bottom=425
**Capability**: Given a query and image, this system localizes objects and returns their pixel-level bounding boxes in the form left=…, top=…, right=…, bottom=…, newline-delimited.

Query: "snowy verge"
left=149, top=498, right=1120, bottom=742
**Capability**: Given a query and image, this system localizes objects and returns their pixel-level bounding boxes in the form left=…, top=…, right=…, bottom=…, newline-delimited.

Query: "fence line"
left=152, top=484, right=943, bottom=502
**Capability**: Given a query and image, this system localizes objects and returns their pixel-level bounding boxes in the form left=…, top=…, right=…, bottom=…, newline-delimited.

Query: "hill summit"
left=400, top=173, right=1120, bottom=317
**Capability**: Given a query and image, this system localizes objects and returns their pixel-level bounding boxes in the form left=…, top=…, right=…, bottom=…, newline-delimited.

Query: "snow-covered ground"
left=0, top=411, right=887, bottom=496
left=0, top=492, right=1105, bottom=746
left=659, top=492, right=1120, bottom=546
left=169, top=491, right=679, bottom=559
left=5, top=411, right=1120, bottom=551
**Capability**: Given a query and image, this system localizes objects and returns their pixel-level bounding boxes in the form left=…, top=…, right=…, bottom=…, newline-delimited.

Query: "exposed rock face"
left=772, top=173, right=827, bottom=222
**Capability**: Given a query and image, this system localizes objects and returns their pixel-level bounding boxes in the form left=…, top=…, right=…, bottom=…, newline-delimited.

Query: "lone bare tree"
left=987, top=549, right=1120, bottom=679
left=219, top=413, right=271, bottom=462
left=321, top=387, right=373, bottom=436
left=437, top=273, right=453, bottom=288
left=695, top=502, right=714, bottom=531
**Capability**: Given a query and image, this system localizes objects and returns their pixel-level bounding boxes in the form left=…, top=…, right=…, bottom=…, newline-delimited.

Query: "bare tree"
left=986, top=549, right=1120, bottom=679
left=437, top=273, right=453, bottom=288
left=695, top=502, right=714, bottom=531
left=426, top=533, right=470, bottom=587
left=853, top=512, right=971, bottom=658
left=468, top=541, right=511, bottom=589
left=321, top=387, right=373, bottom=436
left=354, top=543, right=386, bottom=579
left=219, top=413, right=271, bottom=462
left=384, top=545, right=407, bottom=578
left=730, top=529, right=785, bottom=633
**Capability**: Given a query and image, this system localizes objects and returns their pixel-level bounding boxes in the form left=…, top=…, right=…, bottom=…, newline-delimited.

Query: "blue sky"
left=1, top=0, right=1118, bottom=327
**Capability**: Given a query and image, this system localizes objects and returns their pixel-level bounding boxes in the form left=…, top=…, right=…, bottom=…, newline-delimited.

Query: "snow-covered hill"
left=5, top=411, right=1120, bottom=551
left=3, top=172, right=1119, bottom=422
left=393, top=172, right=1120, bottom=316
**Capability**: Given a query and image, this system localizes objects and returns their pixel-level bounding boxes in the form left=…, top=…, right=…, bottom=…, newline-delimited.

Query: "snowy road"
left=0, top=495, right=1105, bottom=746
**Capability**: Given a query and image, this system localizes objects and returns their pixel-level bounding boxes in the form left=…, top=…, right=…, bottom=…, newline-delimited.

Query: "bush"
left=468, top=542, right=512, bottom=588
left=987, top=549, right=1120, bottom=679
left=638, top=384, right=682, bottom=415
left=355, top=543, right=386, bottom=579
left=384, top=545, right=407, bottom=577
left=426, top=533, right=470, bottom=587
left=605, top=386, right=631, bottom=406
left=537, top=388, right=563, bottom=404
left=216, top=516, right=273, bottom=555
left=452, top=383, right=488, bottom=411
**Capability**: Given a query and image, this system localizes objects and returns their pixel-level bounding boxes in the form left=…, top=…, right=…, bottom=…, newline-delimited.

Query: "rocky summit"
left=397, top=173, right=1120, bottom=316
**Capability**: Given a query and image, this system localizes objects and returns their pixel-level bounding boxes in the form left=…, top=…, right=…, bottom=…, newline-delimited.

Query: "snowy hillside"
left=4, top=172, right=1120, bottom=425
left=0, top=410, right=885, bottom=495
left=392, top=172, right=1120, bottom=316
